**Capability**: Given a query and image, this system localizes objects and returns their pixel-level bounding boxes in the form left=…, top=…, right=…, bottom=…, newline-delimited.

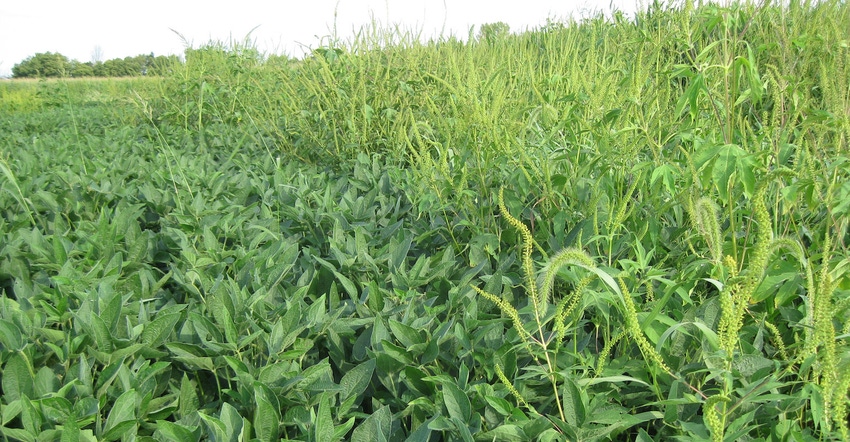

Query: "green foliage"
left=477, top=22, right=511, bottom=44
left=11, top=51, right=180, bottom=78
left=1, top=1, right=849, bottom=440
left=12, top=52, right=70, bottom=78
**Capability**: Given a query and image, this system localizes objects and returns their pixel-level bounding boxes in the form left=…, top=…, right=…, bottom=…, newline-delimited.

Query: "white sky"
left=0, top=0, right=641, bottom=78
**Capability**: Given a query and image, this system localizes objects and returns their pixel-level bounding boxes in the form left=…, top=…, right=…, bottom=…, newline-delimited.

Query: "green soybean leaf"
left=340, top=358, right=375, bottom=401
left=351, top=405, right=391, bottom=442
left=221, top=308, right=239, bottom=345
left=102, top=389, right=137, bottom=441
left=94, top=360, right=124, bottom=396
left=101, top=420, right=136, bottom=441
left=89, top=313, right=114, bottom=353
left=20, top=395, right=42, bottom=435
left=198, top=412, right=227, bottom=442
left=485, top=396, right=514, bottom=416
left=442, top=381, right=471, bottom=422
left=220, top=402, right=244, bottom=442
left=2, top=352, right=34, bottom=402
left=253, top=392, right=279, bottom=442
left=388, top=319, right=423, bottom=348
left=315, top=393, right=334, bottom=442
left=381, top=340, right=415, bottom=366
left=477, top=424, right=527, bottom=441
left=404, top=416, right=434, bottom=442
left=140, top=312, right=181, bottom=347
left=1, top=427, right=34, bottom=442
left=156, top=420, right=200, bottom=442
left=178, top=373, right=199, bottom=418
left=0, top=158, right=34, bottom=224
left=403, top=366, right=434, bottom=396
left=34, top=366, right=58, bottom=397
left=366, top=280, right=384, bottom=313
left=391, top=233, right=412, bottom=270
left=0, top=319, right=23, bottom=351
left=314, top=256, right=358, bottom=298
left=0, top=399, right=21, bottom=426
left=61, top=411, right=81, bottom=442
left=450, top=416, right=475, bottom=442
left=334, top=417, right=357, bottom=441
left=99, top=291, right=122, bottom=332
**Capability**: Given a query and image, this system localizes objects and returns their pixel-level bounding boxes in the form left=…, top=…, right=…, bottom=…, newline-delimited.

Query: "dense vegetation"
left=1, top=1, right=849, bottom=441
left=10, top=52, right=181, bottom=79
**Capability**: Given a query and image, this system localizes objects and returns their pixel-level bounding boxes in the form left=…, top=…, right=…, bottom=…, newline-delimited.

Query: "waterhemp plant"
left=474, top=188, right=674, bottom=440
left=480, top=172, right=848, bottom=441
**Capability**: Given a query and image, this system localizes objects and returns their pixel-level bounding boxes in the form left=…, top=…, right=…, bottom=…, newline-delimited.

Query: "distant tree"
left=12, top=52, right=70, bottom=78
left=92, top=61, right=106, bottom=76
left=147, top=55, right=180, bottom=76
left=124, top=55, right=147, bottom=75
left=100, top=59, right=123, bottom=76
left=12, top=51, right=183, bottom=78
left=92, top=58, right=126, bottom=77
left=91, top=45, right=104, bottom=63
left=68, top=60, right=94, bottom=77
left=478, top=22, right=511, bottom=45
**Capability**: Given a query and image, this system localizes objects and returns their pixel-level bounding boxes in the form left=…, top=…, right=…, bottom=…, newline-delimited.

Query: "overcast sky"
left=0, top=0, right=641, bottom=77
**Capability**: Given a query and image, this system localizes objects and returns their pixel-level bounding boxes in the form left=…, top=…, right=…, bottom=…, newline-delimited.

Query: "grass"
left=1, top=1, right=849, bottom=440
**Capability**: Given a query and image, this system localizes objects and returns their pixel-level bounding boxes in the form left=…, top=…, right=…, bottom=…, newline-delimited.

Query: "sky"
left=0, top=0, right=642, bottom=78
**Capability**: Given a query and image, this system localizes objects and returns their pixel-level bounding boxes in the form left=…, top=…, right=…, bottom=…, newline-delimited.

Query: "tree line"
left=10, top=22, right=513, bottom=80
left=11, top=52, right=181, bottom=78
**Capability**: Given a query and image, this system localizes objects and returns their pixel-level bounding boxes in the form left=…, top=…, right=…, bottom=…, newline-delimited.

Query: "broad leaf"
left=442, top=381, right=471, bottom=422
left=140, top=312, right=181, bottom=347
left=102, top=389, right=137, bottom=441
left=0, top=319, right=23, bottom=351
left=2, top=353, right=34, bottom=402
left=315, top=393, right=334, bottom=442
left=253, top=391, right=279, bottom=442
left=340, top=358, right=375, bottom=402
left=156, top=420, right=200, bottom=442
left=351, top=405, right=391, bottom=442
